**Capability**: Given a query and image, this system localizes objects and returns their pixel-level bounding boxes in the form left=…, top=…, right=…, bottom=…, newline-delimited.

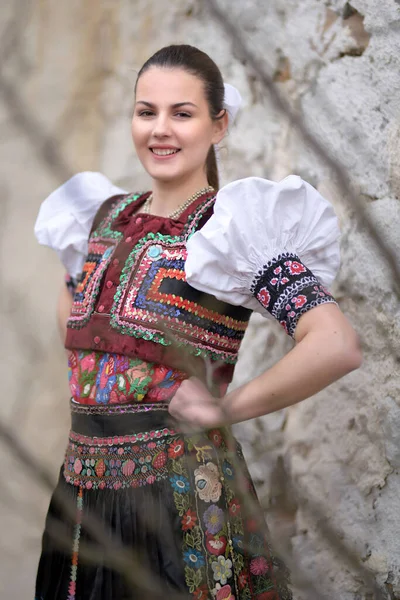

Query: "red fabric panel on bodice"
left=65, top=191, right=251, bottom=385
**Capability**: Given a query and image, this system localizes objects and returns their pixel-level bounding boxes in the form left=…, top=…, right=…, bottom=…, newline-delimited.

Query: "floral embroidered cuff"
left=250, top=253, right=337, bottom=337
left=65, top=273, right=79, bottom=297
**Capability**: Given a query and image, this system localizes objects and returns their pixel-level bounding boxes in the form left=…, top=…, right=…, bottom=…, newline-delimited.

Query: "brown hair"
left=135, top=44, right=225, bottom=190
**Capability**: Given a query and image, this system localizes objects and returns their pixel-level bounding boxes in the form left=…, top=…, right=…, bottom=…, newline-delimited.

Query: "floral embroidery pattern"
left=64, top=428, right=177, bottom=490
left=68, top=350, right=185, bottom=405
left=212, top=556, right=233, bottom=585
left=251, top=253, right=336, bottom=337
left=167, top=430, right=293, bottom=600
left=194, top=462, right=222, bottom=503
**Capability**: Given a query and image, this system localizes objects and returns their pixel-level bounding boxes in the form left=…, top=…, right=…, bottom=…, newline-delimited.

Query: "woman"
left=34, top=44, right=362, bottom=600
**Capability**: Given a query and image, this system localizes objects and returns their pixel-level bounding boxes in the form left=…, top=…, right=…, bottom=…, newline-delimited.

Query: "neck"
left=150, top=173, right=212, bottom=217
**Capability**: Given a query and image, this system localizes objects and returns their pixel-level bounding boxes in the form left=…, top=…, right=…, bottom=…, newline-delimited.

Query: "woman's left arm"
left=169, top=303, right=362, bottom=428
left=220, top=302, right=362, bottom=424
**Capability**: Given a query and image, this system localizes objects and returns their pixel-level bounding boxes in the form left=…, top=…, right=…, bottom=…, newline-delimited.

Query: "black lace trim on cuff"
left=251, top=253, right=336, bottom=338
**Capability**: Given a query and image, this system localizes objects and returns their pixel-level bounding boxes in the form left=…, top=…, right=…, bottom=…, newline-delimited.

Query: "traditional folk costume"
left=34, top=171, right=340, bottom=600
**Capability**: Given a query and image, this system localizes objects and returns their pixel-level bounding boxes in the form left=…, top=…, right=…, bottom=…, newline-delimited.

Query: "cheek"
left=183, top=123, right=214, bottom=153
left=131, top=119, right=147, bottom=150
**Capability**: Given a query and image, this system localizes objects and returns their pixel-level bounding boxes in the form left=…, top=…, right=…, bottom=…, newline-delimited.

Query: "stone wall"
left=0, top=1, right=399, bottom=598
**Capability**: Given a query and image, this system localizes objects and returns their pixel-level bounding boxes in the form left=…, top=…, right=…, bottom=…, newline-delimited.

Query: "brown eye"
left=138, top=110, right=154, bottom=117
left=175, top=112, right=191, bottom=118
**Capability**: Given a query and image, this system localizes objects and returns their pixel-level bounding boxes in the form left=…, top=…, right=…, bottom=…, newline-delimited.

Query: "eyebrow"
left=135, top=101, right=198, bottom=109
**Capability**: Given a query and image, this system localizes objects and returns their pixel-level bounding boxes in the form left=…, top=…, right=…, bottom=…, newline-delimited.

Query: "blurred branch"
left=204, top=0, right=400, bottom=296
left=0, top=73, right=73, bottom=182
left=0, top=419, right=188, bottom=600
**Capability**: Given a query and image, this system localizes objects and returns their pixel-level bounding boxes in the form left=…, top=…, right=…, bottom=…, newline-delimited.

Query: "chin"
left=146, top=166, right=189, bottom=184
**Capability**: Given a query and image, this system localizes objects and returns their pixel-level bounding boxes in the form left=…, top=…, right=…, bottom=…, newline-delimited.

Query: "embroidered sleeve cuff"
left=251, top=253, right=337, bottom=338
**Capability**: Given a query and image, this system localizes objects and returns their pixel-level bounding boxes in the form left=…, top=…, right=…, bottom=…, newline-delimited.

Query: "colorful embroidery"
left=91, top=193, right=142, bottom=240
left=251, top=253, right=336, bottom=337
left=68, top=350, right=185, bottom=405
left=168, top=430, right=292, bottom=600
left=110, top=235, right=250, bottom=364
left=67, top=487, right=83, bottom=600
left=64, top=427, right=178, bottom=490
left=67, top=190, right=251, bottom=365
left=66, top=194, right=141, bottom=330
left=68, top=241, right=117, bottom=328
left=184, top=195, right=216, bottom=239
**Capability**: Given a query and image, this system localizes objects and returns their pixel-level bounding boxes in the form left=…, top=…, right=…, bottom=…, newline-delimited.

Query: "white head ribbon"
left=223, top=83, right=242, bottom=126
left=213, top=83, right=242, bottom=172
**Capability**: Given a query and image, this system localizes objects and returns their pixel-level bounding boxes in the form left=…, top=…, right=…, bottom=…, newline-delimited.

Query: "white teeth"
left=151, top=148, right=179, bottom=156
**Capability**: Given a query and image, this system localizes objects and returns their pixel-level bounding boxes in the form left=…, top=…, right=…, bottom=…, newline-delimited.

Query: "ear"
left=211, top=109, right=229, bottom=145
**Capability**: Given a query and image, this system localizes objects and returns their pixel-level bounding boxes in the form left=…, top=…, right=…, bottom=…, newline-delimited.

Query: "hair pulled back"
left=136, top=45, right=225, bottom=190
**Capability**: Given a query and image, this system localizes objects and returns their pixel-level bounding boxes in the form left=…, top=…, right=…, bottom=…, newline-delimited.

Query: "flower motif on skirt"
left=168, top=439, right=184, bottom=459
left=228, top=497, right=241, bottom=517
left=194, top=462, right=222, bottom=503
left=206, top=532, right=227, bottom=556
left=212, top=556, right=233, bottom=585
left=250, top=555, right=270, bottom=576
left=193, top=585, right=209, bottom=600
left=208, top=429, right=223, bottom=447
left=169, top=474, right=190, bottom=494
left=181, top=509, right=197, bottom=531
left=222, top=460, right=234, bottom=479
left=216, top=584, right=235, bottom=600
left=203, top=504, right=224, bottom=534
left=183, top=548, right=205, bottom=569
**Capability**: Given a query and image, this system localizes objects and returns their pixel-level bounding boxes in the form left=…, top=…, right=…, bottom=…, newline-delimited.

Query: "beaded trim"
left=141, top=186, right=214, bottom=220
left=184, top=195, right=216, bottom=239
left=68, top=426, right=176, bottom=446
left=70, top=400, right=169, bottom=415
left=67, top=487, right=83, bottom=600
left=67, top=194, right=142, bottom=329
left=251, top=253, right=336, bottom=337
left=68, top=241, right=116, bottom=328
left=91, top=193, right=142, bottom=240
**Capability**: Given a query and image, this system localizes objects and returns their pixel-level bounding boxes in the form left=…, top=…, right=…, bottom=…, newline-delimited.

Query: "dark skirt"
left=35, top=401, right=292, bottom=600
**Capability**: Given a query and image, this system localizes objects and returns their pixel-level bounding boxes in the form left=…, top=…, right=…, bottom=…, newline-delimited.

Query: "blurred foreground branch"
left=204, top=0, right=400, bottom=296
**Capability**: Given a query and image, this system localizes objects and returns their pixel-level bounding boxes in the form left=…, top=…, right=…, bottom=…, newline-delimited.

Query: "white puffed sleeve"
left=185, top=176, right=340, bottom=337
left=34, top=172, right=126, bottom=278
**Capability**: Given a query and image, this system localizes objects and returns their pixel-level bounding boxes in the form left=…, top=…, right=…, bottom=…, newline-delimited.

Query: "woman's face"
left=132, top=67, right=227, bottom=185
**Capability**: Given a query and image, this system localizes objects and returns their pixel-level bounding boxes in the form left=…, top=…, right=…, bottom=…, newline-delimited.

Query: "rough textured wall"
left=0, top=1, right=399, bottom=598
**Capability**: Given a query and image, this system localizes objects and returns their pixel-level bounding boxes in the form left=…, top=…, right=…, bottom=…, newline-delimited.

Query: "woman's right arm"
left=57, top=278, right=73, bottom=343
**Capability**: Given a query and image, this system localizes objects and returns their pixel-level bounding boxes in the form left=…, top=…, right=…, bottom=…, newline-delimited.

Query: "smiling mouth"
left=150, top=148, right=181, bottom=156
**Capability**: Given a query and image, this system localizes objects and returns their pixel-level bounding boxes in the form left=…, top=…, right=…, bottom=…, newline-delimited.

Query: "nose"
left=152, top=113, right=171, bottom=138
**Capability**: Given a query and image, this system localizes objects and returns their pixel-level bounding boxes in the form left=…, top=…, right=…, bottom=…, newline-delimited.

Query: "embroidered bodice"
left=65, top=189, right=252, bottom=385
left=35, top=172, right=341, bottom=389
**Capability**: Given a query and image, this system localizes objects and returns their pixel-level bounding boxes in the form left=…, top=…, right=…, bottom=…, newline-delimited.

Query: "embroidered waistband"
left=64, top=425, right=180, bottom=491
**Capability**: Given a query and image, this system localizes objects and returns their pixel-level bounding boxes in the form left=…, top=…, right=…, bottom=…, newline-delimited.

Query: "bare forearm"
left=221, top=328, right=362, bottom=424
